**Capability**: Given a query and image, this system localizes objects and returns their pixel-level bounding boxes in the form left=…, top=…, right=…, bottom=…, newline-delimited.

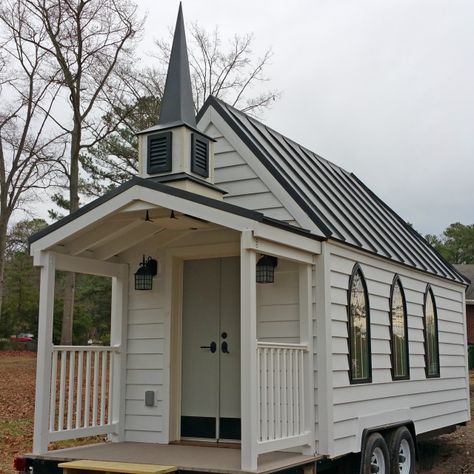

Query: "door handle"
left=221, top=341, right=230, bottom=354
left=200, top=341, right=217, bottom=353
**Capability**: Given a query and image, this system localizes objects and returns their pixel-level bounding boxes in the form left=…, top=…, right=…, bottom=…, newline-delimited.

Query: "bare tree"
left=81, top=22, right=280, bottom=196
left=155, top=22, right=280, bottom=114
left=18, top=0, right=143, bottom=344
left=0, top=1, right=63, bottom=320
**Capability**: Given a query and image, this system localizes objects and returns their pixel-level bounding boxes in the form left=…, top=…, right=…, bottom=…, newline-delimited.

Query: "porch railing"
left=48, top=345, right=119, bottom=441
left=256, top=342, right=313, bottom=454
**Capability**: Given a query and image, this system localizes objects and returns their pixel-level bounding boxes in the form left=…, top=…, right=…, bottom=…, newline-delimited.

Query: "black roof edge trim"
left=197, top=96, right=333, bottom=238
left=29, top=176, right=322, bottom=246
left=261, top=216, right=325, bottom=242
left=350, top=173, right=468, bottom=285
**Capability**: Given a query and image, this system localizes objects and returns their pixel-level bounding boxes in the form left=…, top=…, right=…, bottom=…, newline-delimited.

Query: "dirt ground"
left=0, top=352, right=472, bottom=474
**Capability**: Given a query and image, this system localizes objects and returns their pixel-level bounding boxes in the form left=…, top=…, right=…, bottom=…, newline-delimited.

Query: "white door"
left=181, top=257, right=241, bottom=440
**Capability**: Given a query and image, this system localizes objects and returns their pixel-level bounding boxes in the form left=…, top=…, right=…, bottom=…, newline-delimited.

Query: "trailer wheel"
left=387, top=426, right=415, bottom=474
left=360, top=432, right=390, bottom=474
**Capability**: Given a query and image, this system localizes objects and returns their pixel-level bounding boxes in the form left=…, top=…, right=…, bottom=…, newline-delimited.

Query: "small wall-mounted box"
left=145, top=390, right=157, bottom=407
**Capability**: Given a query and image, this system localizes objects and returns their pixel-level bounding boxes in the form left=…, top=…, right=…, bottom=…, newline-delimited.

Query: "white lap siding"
left=204, top=123, right=299, bottom=225
left=257, top=259, right=300, bottom=343
left=328, top=242, right=469, bottom=457
left=124, top=252, right=168, bottom=443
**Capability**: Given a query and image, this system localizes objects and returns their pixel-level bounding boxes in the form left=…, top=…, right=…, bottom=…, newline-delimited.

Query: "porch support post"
left=33, top=252, right=56, bottom=454
left=240, top=230, right=258, bottom=472
left=299, top=262, right=316, bottom=455
left=110, top=264, right=129, bottom=442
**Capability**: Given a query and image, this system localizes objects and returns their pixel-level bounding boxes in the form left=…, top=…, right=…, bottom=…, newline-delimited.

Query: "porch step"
left=58, top=460, right=177, bottom=474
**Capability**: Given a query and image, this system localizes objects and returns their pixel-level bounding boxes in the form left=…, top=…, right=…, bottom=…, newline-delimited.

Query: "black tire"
left=387, top=426, right=415, bottom=474
left=360, top=432, right=390, bottom=474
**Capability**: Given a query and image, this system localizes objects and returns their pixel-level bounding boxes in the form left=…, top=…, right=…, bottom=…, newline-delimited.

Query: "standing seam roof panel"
left=197, top=96, right=468, bottom=285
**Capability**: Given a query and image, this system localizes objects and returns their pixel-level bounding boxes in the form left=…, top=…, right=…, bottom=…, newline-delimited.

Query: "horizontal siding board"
left=128, top=308, right=165, bottom=324
left=127, top=339, right=164, bottom=354
left=127, top=369, right=163, bottom=385
left=333, top=377, right=468, bottom=405
left=127, top=354, right=164, bottom=370
left=127, top=323, right=164, bottom=340
left=125, top=415, right=163, bottom=432
left=125, top=400, right=162, bottom=416
left=215, top=163, right=257, bottom=183
left=333, top=388, right=468, bottom=422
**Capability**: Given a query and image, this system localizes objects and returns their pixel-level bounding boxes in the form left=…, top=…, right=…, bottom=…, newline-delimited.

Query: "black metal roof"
left=198, top=96, right=468, bottom=285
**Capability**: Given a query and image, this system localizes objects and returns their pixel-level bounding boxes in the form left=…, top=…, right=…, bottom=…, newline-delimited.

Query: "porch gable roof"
left=29, top=176, right=322, bottom=254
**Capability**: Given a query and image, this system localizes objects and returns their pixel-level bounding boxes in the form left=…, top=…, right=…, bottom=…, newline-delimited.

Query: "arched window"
left=390, top=276, right=409, bottom=380
left=424, top=286, right=440, bottom=377
left=348, top=264, right=371, bottom=383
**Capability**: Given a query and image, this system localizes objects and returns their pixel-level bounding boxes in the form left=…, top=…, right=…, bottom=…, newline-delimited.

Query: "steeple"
left=135, top=4, right=225, bottom=200
left=158, top=3, right=196, bottom=127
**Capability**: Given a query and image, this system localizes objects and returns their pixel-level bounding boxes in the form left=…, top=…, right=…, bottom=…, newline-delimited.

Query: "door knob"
left=200, top=341, right=217, bottom=353
left=221, top=341, right=230, bottom=354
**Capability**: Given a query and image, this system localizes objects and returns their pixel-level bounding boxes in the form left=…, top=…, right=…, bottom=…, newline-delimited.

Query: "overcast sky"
left=138, top=0, right=474, bottom=236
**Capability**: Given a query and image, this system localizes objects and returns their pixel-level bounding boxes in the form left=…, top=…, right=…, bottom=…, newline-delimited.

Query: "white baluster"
left=84, top=351, right=91, bottom=427
left=92, top=351, right=99, bottom=427
left=108, top=350, right=113, bottom=424
left=58, top=351, right=67, bottom=431
left=100, top=351, right=107, bottom=426
left=76, top=351, right=83, bottom=429
left=49, top=351, right=58, bottom=432
left=67, top=351, right=75, bottom=430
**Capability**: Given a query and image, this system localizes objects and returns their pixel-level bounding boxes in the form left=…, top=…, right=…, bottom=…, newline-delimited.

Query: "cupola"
left=136, top=4, right=224, bottom=200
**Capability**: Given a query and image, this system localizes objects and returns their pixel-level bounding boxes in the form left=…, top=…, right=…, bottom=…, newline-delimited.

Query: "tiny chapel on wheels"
left=21, top=5, right=470, bottom=474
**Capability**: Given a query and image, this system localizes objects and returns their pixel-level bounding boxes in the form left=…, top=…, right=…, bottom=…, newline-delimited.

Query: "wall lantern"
left=256, top=255, right=278, bottom=284
left=135, top=255, right=158, bottom=290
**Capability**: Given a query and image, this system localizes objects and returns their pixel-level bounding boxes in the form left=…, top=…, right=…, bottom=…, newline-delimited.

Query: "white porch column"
left=33, top=252, right=56, bottom=454
left=110, top=264, right=129, bottom=442
left=299, top=263, right=316, bottom=455
left=240, top=230, right=258, bottom=472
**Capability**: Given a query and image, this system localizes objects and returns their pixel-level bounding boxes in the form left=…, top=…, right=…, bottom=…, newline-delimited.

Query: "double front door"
left=181, top=257, right=241, bottom=440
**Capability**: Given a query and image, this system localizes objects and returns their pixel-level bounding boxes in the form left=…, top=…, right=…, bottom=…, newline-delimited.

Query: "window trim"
left=389, top=275, right=410, bottom=381
left=423, top=285, right=440, bottom=378
left=348, top=263, right=372, bottom=384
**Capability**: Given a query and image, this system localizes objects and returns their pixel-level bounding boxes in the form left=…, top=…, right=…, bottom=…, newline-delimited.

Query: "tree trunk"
left=60, top=120, right=81, bottom=345
left=0, top=217, right=8, bottom=323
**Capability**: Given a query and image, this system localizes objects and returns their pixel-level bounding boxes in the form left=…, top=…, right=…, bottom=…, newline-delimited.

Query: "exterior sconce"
left=256, top=255, right=278, bottom=284
left=135, top=255, right=158, bottom=290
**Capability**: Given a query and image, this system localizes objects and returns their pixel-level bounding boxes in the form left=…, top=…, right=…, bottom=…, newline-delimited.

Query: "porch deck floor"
left=29, top=442, right=320, bottom=473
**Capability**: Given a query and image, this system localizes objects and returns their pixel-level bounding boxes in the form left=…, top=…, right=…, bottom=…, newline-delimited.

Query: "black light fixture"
left=256, top=255, right=278, bottom=284
left=135, top=255, right=158, bottom=290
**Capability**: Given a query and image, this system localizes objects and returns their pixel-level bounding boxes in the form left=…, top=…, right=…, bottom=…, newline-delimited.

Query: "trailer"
left=17, top=5, right=470, bottom=474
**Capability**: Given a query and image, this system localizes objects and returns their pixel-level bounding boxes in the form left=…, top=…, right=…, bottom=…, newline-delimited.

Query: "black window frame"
left=147, top=132, right=172, bottom=175
left=389, top=275, right=410, bottom=381
left=348, top=263, right=372, bottom=384
left=423, top=285, right=440, bottom=378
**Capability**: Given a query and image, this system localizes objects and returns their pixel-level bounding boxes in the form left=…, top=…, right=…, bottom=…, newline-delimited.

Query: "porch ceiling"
left=56, top=205, right=219, bottom=261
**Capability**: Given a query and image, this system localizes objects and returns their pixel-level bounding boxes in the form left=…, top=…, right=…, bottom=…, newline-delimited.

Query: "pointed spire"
left=158, top=3, right=196, bottom=127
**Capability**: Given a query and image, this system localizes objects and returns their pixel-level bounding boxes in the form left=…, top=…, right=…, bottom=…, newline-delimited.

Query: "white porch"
left=30, top=183, right=321, bottom=472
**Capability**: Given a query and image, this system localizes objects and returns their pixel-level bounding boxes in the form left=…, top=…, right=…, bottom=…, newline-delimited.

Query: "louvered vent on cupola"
left=147, top=132, right=172, bottom=174
left=191, top=134, right=209, bottom=178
